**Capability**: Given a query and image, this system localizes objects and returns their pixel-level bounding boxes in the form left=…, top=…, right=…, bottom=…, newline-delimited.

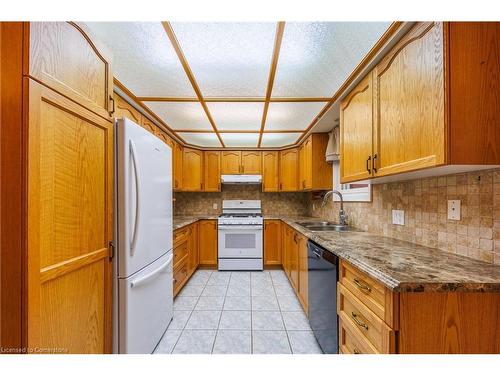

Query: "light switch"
left=212, top=203, right=218, bottom=210
left=392, top=210, right=405, bottom=225
left=448, top=200, right=461, bottom=220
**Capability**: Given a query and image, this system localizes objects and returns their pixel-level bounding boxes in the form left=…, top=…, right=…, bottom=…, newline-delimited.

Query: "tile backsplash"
left=174, top=185, right=308, bottom=217
left=308, top=168, right=500, bottom=264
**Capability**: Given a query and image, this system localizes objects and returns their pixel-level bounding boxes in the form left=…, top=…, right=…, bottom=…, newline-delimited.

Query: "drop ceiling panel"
left=206, top=102, right=264, bottom=130
left=265, top=102, right=326, bottom=131
left=143, top=101, right=213, bottom=131
left=170, top=22, right=276, bottom=97
left=220, top=133, right=259, bottom=148
left=273, top=22, right=391, bottom=97
left=261, top=133, right=302, bottom=147
left=85, top=22, right=195, bottom=97
left=178, top=132, right=221, bottom=147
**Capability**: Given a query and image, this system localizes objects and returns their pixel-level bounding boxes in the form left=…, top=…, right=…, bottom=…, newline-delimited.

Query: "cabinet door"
left=374, top=22, right=445, bottom=177
left=303, top=137, right=313, bottom=189
left=290, top=231, right=299, bottom=291
left=204, top=151, right=221, bottom=191
left=188, top=223, right=199, bottom=275
left=241, top=151, right=261, bottom=174
left=27, top=79, right=113, bottom=353
left=263, top=220, right=282, bottom=266
left=198, top=220, right=218, bottom=266
left=140, top=115, right=156, bottom=134
left=221, top=151, right=241, bottom=174
left=282, top=225, right=292, bottom=277
left=182, top=148, right=203, bottom=191
left=298, top=144, right=306, bottom=190
left=114, top=93, right=142, bottom=124
left=298, top=234, right=308, bottom=313
left=173, top=142, right=183, bottom=191
left=279, top=149, right=299, bottom=191
left=262, top=151, right=279, bottom=191
left=340, top=72, right=374, bottom=183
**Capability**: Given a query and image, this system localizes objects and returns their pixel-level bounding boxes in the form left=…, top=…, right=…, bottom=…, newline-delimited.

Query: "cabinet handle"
left=280, top=182, right=283, bottom=190
left=351, top=312, right=369, bottom=330
left=353, top=278, right=371, bottom=293
left=200, top=182, right=203, bottom=190
left=372, top=154, right=377, bottom=173
left=109, top=95, right=115, bottom=115
left=366, top=155, right=372, bottom=173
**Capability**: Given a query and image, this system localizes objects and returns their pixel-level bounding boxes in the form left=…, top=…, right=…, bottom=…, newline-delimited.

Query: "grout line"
left=272, top=270, right=294, bottom=354
left=210, top=271, right=231, bottom=354
left=250, top=271, right=253, bottom=354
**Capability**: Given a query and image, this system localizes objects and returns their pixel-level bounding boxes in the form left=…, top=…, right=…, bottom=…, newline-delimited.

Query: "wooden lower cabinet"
left=297, top=234, right=308, bottom=313
left=198, top=220, right=218, bottom=266
left=263, top=220, right=282, bottom=266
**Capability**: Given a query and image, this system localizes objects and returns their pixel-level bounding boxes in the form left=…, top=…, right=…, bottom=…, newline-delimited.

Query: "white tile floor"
left=154, top=269, right=323, bottom=354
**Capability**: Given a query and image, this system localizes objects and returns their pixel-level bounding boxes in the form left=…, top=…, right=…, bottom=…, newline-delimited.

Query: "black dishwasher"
left=307, top=240, right=338, bottom=354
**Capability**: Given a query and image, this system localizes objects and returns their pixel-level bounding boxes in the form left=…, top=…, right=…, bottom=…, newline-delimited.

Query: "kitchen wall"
left=174, top=185, right=309, bottom=217
left=308, top=168, right=500, bottom=264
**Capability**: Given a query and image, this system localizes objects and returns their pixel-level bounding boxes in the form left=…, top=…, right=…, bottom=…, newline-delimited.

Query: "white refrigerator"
left=114, top=118, right=173, bottom=354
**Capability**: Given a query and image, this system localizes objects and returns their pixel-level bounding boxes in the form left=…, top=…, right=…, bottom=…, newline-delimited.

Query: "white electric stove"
left=217, top=200, right=263, bottom=271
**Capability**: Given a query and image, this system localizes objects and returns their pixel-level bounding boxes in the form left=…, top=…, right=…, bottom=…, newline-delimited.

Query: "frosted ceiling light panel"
left=220, top=133, right=259, bottom=148
left=260, top=133, right=302, bottom=147
left=206, top=102, right=264, bottom=130
left=273, top=22, right=391, bottom=97
left=178, top=133, right=221, bottom=147
left=170, top=22, right=276, bottom=97
left=265, top=102, right=326, bottom=131
left=85, top=22, right=195, bottom=97
left=143, top=101, right=213, bottom=131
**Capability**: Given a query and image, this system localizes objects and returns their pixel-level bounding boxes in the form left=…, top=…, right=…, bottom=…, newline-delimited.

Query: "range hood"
left=221, top=175, right=262, bottom=185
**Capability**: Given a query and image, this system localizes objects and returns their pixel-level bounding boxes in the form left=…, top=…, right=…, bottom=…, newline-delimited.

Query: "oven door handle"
left=218, top=225, right=263, bottom=230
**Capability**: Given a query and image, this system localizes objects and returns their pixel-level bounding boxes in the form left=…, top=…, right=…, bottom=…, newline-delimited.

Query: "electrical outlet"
left=212, top=203, right=218, bottom=210
left=448, top=200, right=461, bottom=220
left=392, top=209, right=405, bottom=225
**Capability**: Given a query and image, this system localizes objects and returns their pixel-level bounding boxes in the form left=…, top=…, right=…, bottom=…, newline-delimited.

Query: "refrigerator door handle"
left=129, top=139, right=141, bottom=257
left=130, top=254, right=173, bottom=288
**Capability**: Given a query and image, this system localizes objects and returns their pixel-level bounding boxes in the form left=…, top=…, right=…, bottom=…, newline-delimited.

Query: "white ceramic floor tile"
left=277, top=294, right=303, bottom=311
left=282, top=311, right=312, bottom=330
left=154, top=329, right=182, bottom=354
left=201, top=284, right=228, bottom=297
left=252, top=311, right=285, bottom=330
left=212, top=330, right=252, bottom=354
left=252, top=330, right=291, bottom=354
left=219, top=310, right=251, bottom=330
left=167, top=310, right=192, bottom=330
left=172, top=330, right=216, bottom=354
left=223, top=296, right=251, bottom=310
left=251, top=271, right=272, bottom=283
left=178, top=283, right=205, bottom=297
left=207, top=272, right=231, bottom=286
left=251, top=283, right=275, bottom=296
left=274, top=283, right=296, bottom=297
left=287, top=331, right=323, bottom=354
left=230, top=272, right=251, bottom=282
left=194, top=296, right=225, bottom=311
left=226, top=283, right=251, bottom=296
left=270, top=272, right=290, bottom=286
left=252, top=295, right=279, bottom=311
left=185, top=310, right=222, bottom=330
left=173, top=296, right=198, bottom=311
left=187, top=271, right=212, bottom=286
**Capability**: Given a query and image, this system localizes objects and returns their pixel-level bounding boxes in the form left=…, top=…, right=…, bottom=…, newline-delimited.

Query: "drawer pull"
left=353, top=278, right=371, bottom=293
left=351, top=312, right=368, bottom=330
left=353, top=347, right=361, bottom=354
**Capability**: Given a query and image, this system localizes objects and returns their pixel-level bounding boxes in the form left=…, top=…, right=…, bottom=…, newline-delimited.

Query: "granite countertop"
left=173, top=215, right=500, bottom=293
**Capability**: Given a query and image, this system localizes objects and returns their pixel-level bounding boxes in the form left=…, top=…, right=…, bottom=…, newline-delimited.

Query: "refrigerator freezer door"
left=117, top=118, right=173, bottom=278
left=118, top=251, right=173, bottom=353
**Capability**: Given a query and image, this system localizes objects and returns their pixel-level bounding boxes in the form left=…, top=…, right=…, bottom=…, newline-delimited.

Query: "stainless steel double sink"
left=296, top=221, right=357, bottom=232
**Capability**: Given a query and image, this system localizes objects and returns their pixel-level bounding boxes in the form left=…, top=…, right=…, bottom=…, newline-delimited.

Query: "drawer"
left=339, top=314, right=379, bottom=354
left=174, top=225, right=190, bottom=246
left=339, top=260, right=397, bottom=328
left=173, top=239, right=189, bottom=269
left=338, top=282, right=396, bottom=353
left=173, top=259, right=189, bottom=297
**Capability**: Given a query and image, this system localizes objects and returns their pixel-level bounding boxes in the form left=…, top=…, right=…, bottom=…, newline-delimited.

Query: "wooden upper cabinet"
left=140, top=115, right=156, bottom=134
left=113, top=93, right=142, bottom=124
left=182, top=148, right=203, bottom=191
left=299, top=134, right=332, bottom=190
left=204, top=151, right=221, bottom=192
left=262, top=151, right=280, bottom=192
left=221, top=151, right=241, bottom=174
left=374, top=22, right=445, bottom=177
left=27, top=22, right=113, bottom=119
left=340, top=72, right=374, bottom=183
left=264, top=220, right=282, bottom=266
left=198, top=220, right=218, bottom=266
left=155, top=128, right=174, bottom=149
left=241, top=151, right=261, bottom=174
left=173, top=142, right=183, bottom=191
left=279, top=148, right=299, bottom=191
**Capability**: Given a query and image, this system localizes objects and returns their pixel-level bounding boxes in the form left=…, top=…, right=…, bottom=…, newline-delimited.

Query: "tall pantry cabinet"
left=1, top=22, right=114, bottom=353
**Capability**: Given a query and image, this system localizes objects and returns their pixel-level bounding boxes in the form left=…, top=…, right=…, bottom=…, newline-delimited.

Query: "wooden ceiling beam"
left=175, top=129, right=304, bottom=134
left=257, top=21, right=285, bottom=148
left=161, top=22, right=225, bottom=147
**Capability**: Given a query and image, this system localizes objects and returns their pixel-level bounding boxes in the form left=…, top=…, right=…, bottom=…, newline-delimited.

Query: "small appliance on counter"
left=217, top=200, right=263, bottom=271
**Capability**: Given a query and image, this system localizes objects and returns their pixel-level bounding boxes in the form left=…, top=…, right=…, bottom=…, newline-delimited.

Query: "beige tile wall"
left=174, top=185, right=309, bottom=217
left=308, top=168, right=500, bottom=264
